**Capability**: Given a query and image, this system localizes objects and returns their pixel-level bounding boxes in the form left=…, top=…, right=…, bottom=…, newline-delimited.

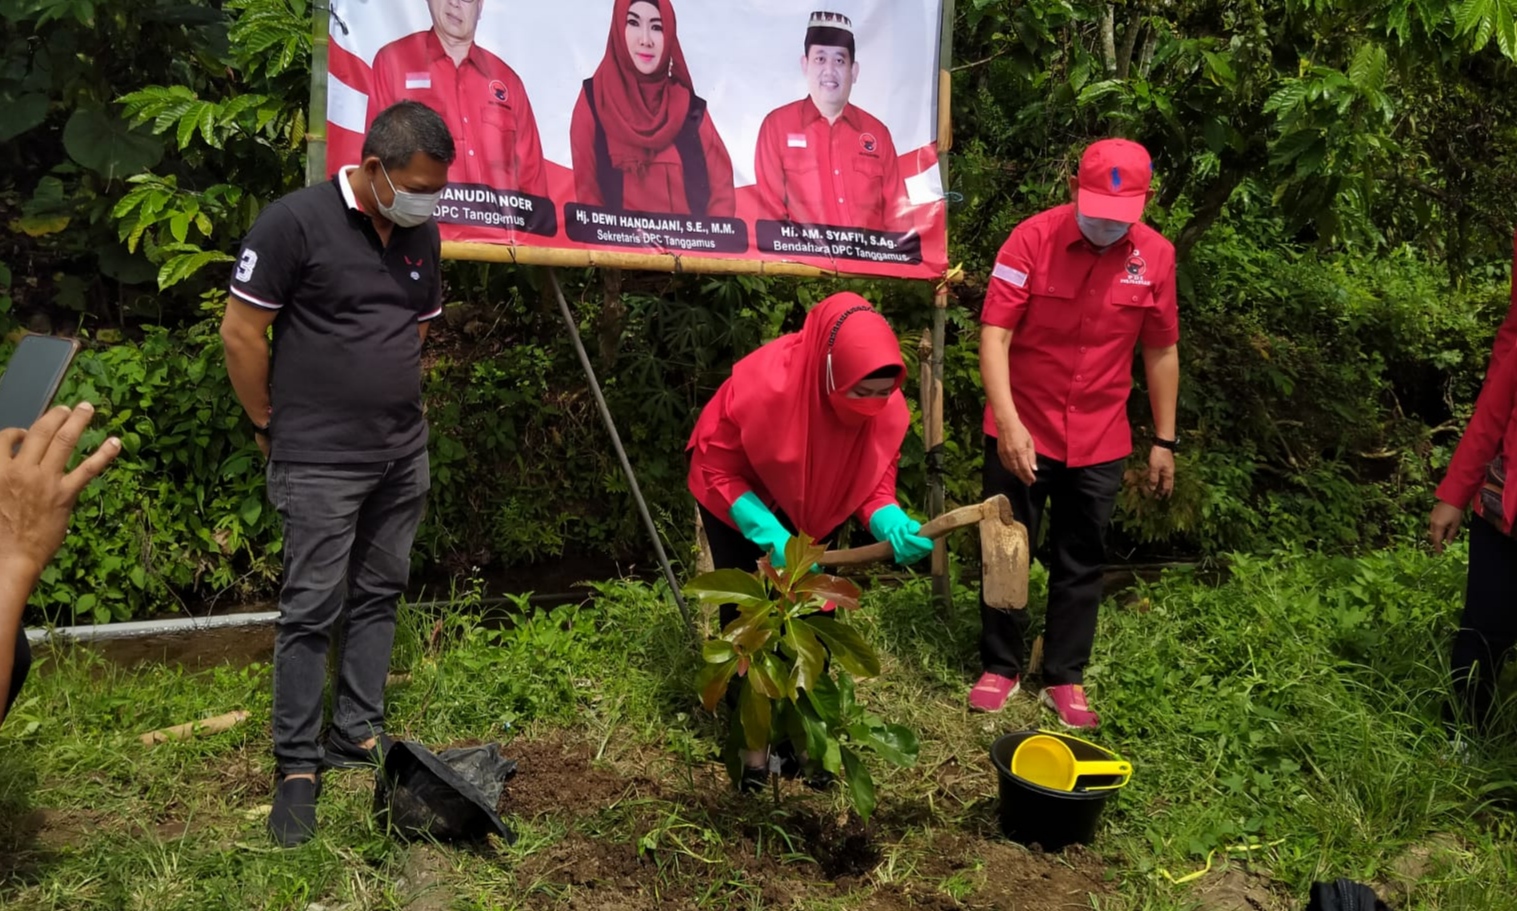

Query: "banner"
left=323, top=0, right=948, bottom=280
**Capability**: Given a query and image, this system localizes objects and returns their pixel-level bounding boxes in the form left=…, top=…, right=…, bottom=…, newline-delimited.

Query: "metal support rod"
left=545, top=267, right=695, bottom=639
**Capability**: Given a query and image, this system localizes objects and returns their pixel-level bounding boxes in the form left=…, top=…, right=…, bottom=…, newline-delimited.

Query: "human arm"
left=879, top=132, right=909, bottom=233
left=980, top=227, right=1039, bottom=484
left=1430, top=344, right=1517, bottom=551
left=1141, top=343, right=1180, bottom=497
left=512, top=89, right=550, bottom=198
left=0, top=404, right=121, bottom=725
left=569, top=91, right=604, bottom=207
left=700, top=113, right=736, bottom=218
left=859, top=457, right=932, bottom=566
left=752, top=114, right=788, bottom=221
left=220, top=301, right=278, bottom=458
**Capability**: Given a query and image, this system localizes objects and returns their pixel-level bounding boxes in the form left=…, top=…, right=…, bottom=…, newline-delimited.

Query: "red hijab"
left=591, top=0, right=695, bottom=172
left=690, top=293, right=909, bottom=537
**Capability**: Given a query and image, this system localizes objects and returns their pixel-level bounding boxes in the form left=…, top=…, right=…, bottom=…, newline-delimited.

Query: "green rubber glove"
left=869, top=504, right=933, bottom=565
left=730, top=492, right=794, bottom=569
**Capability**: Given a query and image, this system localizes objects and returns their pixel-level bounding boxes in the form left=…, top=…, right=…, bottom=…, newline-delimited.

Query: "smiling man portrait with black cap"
left=753, top=9, right=910, bottom=233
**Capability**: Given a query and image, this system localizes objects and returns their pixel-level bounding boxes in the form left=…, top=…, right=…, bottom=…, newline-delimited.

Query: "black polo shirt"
left=228, top=168, right=443, bottom=463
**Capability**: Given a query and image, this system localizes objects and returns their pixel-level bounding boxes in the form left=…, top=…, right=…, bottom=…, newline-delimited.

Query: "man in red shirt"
left=367, top=0, right=548, bottom=196
left=971, top=138, right=1181, bottom=729
left=753, top=11, right=908, bottom=233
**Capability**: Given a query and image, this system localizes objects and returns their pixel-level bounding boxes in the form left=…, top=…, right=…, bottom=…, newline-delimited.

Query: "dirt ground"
left=499, top=732, right=1116, bottom=911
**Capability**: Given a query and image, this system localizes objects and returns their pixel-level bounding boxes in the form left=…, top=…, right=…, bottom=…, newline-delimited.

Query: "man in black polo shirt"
left=220, top=100, right=453, bottom=847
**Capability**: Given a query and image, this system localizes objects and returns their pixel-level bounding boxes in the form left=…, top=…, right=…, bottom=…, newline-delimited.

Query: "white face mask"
left=373, top=165, right=442, bottom=228
left=1076, top=211, right=1132, bottom=248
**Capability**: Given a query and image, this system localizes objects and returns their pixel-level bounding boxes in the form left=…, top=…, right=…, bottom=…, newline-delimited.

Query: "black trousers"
left=979, top=436, right=1124, bottom=686
left=5, top=632, right=29, bottom=719
left=1448, top=514, right=1517, bottom=731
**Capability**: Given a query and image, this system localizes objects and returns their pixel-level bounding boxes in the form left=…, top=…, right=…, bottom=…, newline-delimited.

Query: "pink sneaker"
left=968, top=672, right=1020, bottom=713
left=1041, top=684, right=1100, bottom=729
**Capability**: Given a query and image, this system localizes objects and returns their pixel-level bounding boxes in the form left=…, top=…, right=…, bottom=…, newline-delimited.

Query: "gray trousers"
left=267, top=448, right=430, bottom=774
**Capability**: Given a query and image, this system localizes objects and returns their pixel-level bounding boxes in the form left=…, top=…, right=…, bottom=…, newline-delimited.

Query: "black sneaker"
left=776, top=742, right=836, bottom=791
left=268, top=774, right=321, bottom=848
left=323, top=730, right=393, bottom=770
left=738, top=766, right=769, bottom=794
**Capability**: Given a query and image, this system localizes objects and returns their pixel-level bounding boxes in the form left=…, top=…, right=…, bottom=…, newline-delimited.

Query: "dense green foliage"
left=2, top=0, right=1516, bottom=620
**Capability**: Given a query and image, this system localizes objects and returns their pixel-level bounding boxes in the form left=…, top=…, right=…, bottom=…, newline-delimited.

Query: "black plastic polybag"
left=373, top=740, right=517, bottom=844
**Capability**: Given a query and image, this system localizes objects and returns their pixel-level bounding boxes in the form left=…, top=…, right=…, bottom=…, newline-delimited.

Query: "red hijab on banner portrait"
left=688, top=293, right=909, bottom=538
left=592, top=0, right=695, bottom=173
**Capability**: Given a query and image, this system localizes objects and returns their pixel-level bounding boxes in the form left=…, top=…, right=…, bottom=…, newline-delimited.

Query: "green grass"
left=3, top=543, right=1516, bottom=910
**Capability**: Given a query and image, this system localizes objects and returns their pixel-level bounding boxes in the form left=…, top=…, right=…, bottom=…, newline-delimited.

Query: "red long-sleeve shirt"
left=1436, top=333, right=1517, bottom=530
left=688, top=426, right=899, bottom=537
left=569, top=89, right=735, bottom=217
left=981, top=204, right=1180, bottom=467
left=368, top=30, right=548, bottom=196
left=753, top=98, right=908, bottom=232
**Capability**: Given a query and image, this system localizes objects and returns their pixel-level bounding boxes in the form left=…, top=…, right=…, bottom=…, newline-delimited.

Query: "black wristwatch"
left=249, top=414, right=271, bottom=438
left=1153, top=436, right=1178, bottom=452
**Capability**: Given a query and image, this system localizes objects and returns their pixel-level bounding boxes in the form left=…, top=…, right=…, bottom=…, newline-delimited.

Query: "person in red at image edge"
left=570, top=0, right=735, bottom=217
left=687, top=293, right=932, bottom=791
left=753, top=11, right=908, bottom=233
left=971, top=138, right=1181, bottom=730
left=1428, top=232, right=1517, bottom=737
left=368, top=0, right=548, bottom=196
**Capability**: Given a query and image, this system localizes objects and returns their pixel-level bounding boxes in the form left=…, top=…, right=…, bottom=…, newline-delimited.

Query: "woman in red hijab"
left=688, top=292, right=933, bottom=790
left=1429, top=289, right=1517, bottom=735
left=570, top=0, right=735, bottom=217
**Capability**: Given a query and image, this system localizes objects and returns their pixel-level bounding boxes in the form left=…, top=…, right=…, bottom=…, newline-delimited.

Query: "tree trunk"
left=1116, top=6, right=1144, bottom=80
left=1174, top=163, right=1247, bottom=261
left=1101, top=3, right=1118, bottom=75
left=597, top=267, right=624, bottom=371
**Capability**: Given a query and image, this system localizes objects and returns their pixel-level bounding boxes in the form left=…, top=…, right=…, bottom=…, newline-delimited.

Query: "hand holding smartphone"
left=0, top=334, right=82, bottom=432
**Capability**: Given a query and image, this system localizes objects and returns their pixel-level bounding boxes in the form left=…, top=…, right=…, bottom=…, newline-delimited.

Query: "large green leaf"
left=0, top=93, right=49, bottom=142
left=801, top=615, right=881, bottom=679
left=806, top=673, right=842, bottom=727
left=738, top=682, right=772, bottom=754
left=62, top=108, right=164, bottom=180
left=702, top=639, right=736, bottom=664
left=840, top=747, right=877, bottom=821
left=849, top=721, right=921, bottom=768
left=793, top=696, right=832, bottom=770
left=696, top=658, right=738, bottom=712
left=748, top=652, right=786, bottom=700
left=785, top=620, right=826, bottom=696
left=685, top=568, right=769, bottom=608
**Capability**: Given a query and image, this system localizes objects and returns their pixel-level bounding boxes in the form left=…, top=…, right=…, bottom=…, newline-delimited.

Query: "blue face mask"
left=1076, top=211, right=1132, bottom=248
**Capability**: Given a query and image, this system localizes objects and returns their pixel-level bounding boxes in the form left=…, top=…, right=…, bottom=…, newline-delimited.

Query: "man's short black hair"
left=805, top=27, right=855, bottom=60
left=362, top=100, right=456, bottom=170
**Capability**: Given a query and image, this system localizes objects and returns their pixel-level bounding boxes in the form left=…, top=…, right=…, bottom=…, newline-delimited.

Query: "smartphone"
left=0, top=334, right=82, bottom=431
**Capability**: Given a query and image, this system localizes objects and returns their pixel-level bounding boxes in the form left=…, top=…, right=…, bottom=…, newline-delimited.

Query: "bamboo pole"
left=928, top=0, right=955, bottom=616
left=440, top=241, right=973, bottom=280
left=140, top=710, right=250, bottom=746
left=305, top=3, right=331, bottom=186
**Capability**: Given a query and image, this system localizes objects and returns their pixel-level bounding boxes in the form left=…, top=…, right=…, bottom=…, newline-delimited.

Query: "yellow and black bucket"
left=989, top=729, right=1132, bottom=850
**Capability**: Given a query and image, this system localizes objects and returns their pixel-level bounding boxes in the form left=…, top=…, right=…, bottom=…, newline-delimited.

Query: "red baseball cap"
left=1076, top=138, right=1152, bottom=223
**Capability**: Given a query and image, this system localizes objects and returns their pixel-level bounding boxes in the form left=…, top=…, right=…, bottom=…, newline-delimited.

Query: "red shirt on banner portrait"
left=980, top=203, right=1180, bottom=468
left=753, top=99, right=907, bottom=232
left=367, top=29, right=548, bottom=196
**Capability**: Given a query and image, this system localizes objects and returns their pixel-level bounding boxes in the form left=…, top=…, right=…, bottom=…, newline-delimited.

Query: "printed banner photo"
left=324, top=0, right=948, bottom=279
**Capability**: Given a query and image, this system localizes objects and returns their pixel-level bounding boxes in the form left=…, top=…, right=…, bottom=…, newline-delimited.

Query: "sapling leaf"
left=803, top=616, right=882, bottom=679
left=748, top=653, right=785, bottom=699
left=702, top=639, right=737, bottom=664
left=841, top=747, right=876, bottom=821
left=796, top=573, right=863, bottom=611
left=852, top=722, right=921, bottom=768
left=786, top=621, right=826, bottom=696
left=806, top=673, right=843, bottom=726
left=696, top=658, right=739, bottom=712
left=739, top=682, right=772, bottom=754
left=686, top=568, right=769, bottom=607
left=795, top=696, right=832, bottom=769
